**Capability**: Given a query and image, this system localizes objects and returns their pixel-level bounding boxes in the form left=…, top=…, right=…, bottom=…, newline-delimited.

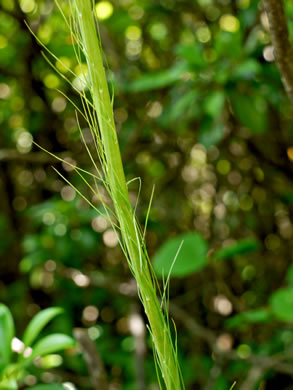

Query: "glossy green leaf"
left=0, top=304, right=14, bottom=371
left=0, top=378, right=18, bottom=390
left=23, top=307, right=63, bottom=347
left=125, top=62, right=188, bottom=92
left=230, top=92, right=268, bottom=134
left=203, top=91, right=226, bottom=117
left=270, top=287, right=293, bottom=322
left=25, top=334, right=75, bottom=363
left=214, top=238, right=260, bottom=260
left=226, top=309, right=271, bottom=328
left=200, top=120, right=225, bottom=148
left=175, top=44, right=206, bottom=67
left=153, top=233, right=208, bottom=278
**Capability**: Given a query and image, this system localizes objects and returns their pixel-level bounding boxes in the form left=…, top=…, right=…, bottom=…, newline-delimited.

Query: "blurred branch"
left=74, top=328, right=108, bottom=390
left=169, top=302, right=216, bottom=348
left=263, top=0, right=293, bottom=103
left=0, top=149, right=71, bottom=163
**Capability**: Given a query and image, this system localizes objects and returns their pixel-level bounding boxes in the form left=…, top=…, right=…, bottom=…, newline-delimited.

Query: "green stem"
left=72, top=1, right=183, bottom=389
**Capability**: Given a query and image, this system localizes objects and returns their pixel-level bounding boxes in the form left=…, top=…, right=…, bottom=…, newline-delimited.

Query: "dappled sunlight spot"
left=61, top=185, right=76, bottom=202
left=42, top=212, right=56, bottom=225
left=24, top=375, right=37, bottom=386
left=13, top=196, right=27, bottom=211
left=37, top=24, right=52, bottom=44
left=54, top=223, right=67, bottom=236
left=45, top=260, right=56, bottom=272
left=149, top=23, right=167, bottom=41
left=103, top=229, right=119, bottom=247
left=96, top=1, right=114, bottom=21
left=205, top=6, right=220, bottom=21
left=72, top=271, right=90, bottom=287
left=219, top=14, right=240, bottom=33
left=242, top=265, right=256, bottom=281
left=72, top=75, right=88, bottom=92
left=239, top=194, right=253, bottom=211
left=237, top=344, right=251, bottom=359
left=213, top=295, right=233, bottom=316
left=182, top=165, right=199, bottom=183
left=129, top=5, right=144, bottom=20
left=0, top=35, right=8, bottom=49
left=263, top=46, right=274, bottom=62
left=11, top=96, right=24, bottom=111
left=228, top=171, right=242, bottom=186
left=196, top=26, right=211, bottom=43
left=16, top=131, right=33, bottom=154
left=191, top=144, right=207, bottom=166
left=20, top=0, right=36, bottom=13
left=17, top=170, right=34, bottom=187
left=260, top=12, right=270, bottom=31
left=237, top=0, right=250, bottom=9
left=51, top=97, right=67, bottom=113
left=126, top=25, right=142, bottom=41
left=129, top=313, right=145, bottom=336
left=287, top=146, right=293, bottom=161
left=82, top=305, right=99, bottom=323
left=56, top=57, right=71, bottom=73
left=216, top=333, right=233, bottom=352
left=92, top=215, right=110, bottom=232
left=43, top=74, right=59, bottom=89
left=62, top=157, right=77, bottom=172
left=41, top=372, right=55, bottom=383
left=9, top=114, right=23, bottom=128
left=265, top=234, right=280, bottom=251
left=147, top=101, right=162, bottom=118
left=41, top=354, right=63, bottom=369
left=11, top=337, right=24, bottom=354
left=0, top=83, right=11, bottom=99
left=63, top=382, right=76, bottom=390
left=214, top=203, right=226, bottom=219
left=216, top=160, right=231, bottom=175
left=23, top=347, right=32, bottom=358
left=126, top=40, right=142, bottom=59
left=88, top=326, right=102, bottom=340
left=116, top=317, right=129, bottom=333
left=114, top=107, right=128, bottom=123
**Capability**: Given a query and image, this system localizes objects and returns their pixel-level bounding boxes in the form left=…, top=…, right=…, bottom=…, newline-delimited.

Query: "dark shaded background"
left=1, top=0, right=293, bottom=389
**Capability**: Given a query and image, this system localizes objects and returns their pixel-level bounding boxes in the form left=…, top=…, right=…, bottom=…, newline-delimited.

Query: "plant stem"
left=72, top=1, right=183, bottom=389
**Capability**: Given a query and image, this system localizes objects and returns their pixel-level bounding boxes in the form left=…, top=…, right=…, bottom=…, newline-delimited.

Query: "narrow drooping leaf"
left=0, top=304, right=14, bottom=371
left=22, top=307, right=63, bottom=347
left=214, top=238, right=260, bottom=260
left=226, top=308, right=271, bottom=328
left=24, top=334, right=75, bottom=364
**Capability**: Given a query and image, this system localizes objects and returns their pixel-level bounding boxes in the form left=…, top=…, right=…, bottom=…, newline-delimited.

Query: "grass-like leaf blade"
left=0, top=304, right=15, bottom=372
left=22, top=307, right=64, bottom=347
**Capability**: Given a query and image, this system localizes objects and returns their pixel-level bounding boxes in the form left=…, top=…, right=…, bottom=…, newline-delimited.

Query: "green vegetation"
left=1, top=0, right=293, bottom=389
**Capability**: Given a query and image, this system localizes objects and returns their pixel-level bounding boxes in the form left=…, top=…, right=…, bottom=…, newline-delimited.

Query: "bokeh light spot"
left=96, top=1, right=113, bottom=20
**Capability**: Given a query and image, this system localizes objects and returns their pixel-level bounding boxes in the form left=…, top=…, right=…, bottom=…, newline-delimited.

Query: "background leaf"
left=269, top=287, right=293, bottom=322
left=25, top=334, right=75, bottom=363
left=153, top=233, right=208, bottom=278
left=214, top=238, right=260, bottom=260
left=22, top=307, right=63, bottom=347
left=0, top=304, right=14, bottom=372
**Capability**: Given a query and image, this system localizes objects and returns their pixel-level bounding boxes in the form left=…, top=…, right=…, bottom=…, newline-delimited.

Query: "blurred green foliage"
left=1, top=0, right=293, bottom=389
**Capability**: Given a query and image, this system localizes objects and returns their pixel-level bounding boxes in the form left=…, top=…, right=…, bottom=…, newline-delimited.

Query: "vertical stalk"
left=72, top=1, right=183, bottom=389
